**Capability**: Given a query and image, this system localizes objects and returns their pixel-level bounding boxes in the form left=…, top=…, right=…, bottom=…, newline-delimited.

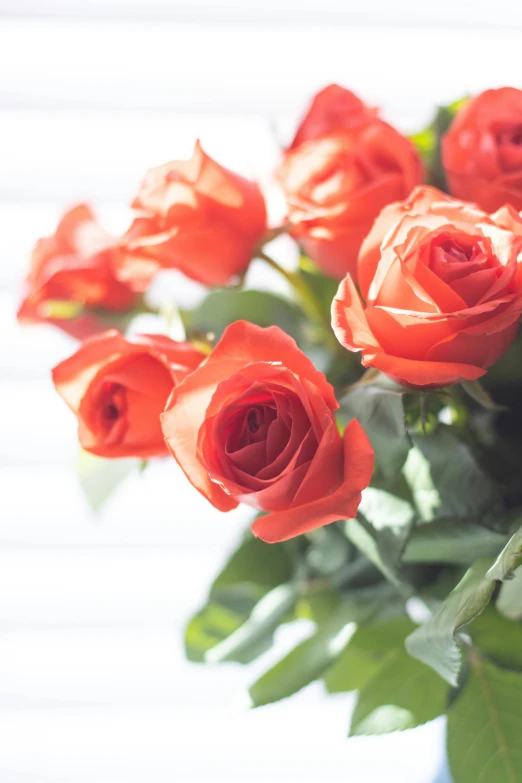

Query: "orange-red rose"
left=116, top=141, right=267, bottom=290
left=333, top=186, right=522, bottom=388
left=443, top=88, right=522, bottom=213
left=278, top=121, right=423, bottom=280
left=52, top=330, right=205, bottom=458
left=289, top=84, right=377, bottom=151
left=161, top=321, right=374, bottom=543
left=17, top=205, right=138, bottom=338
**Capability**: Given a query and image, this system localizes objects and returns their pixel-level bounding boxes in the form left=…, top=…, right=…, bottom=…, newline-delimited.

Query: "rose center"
left=498, top=125, right=522, bottom=147
left=247, top=408, right=261, bottom=433
left=440, top=239, right=474, bottom=264
left=96, top=382, right=127, bottom=437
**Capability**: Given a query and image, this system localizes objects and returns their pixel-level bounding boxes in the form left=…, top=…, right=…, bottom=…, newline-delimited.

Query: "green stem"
left=257, top=250, right=338, bottom=350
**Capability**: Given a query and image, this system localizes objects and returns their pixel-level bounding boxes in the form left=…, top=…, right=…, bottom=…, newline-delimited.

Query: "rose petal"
left=251, top=419, right=373, bottom=543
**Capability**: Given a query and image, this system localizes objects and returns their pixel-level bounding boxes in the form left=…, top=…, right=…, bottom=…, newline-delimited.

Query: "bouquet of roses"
left=19, top=84, right=522, bottom=781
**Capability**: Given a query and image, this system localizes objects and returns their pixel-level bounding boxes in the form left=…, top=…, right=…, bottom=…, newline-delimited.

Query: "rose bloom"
left=333, top=186, right=522, bottom=388
left=52, top=330, right=205, bottom=458
left=443, top=88, right=522, bottom=213
left=278, top=121, right=423, bottom=280
left=17, top=205, right=138, bottom=337
left=116, top=141, right=267, bottom=290
left=161, top=321, right=374, bottom=543
left=288, top=83, right=377, bottom=151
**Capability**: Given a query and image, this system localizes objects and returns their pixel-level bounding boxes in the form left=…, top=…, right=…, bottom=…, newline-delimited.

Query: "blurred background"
left=2, top=1, right=521, bottom=780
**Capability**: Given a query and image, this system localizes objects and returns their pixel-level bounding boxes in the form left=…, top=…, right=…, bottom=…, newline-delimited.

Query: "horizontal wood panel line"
left=2, top=22, right=522, bottom=114
left=1, top=0, right=522, bottom=29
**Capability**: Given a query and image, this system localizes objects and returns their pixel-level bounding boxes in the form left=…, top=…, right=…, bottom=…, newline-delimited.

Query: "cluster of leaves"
left=186, top=371, right=522, bottom=781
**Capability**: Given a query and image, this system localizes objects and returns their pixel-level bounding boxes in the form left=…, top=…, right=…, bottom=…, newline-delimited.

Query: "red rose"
left=278, top=121, right=423, bottom=280
left=289, top=84, right=377, bottom=151
left=52, top=330, right=205, bottom=458
left=442, top=88, right=522, bottom=213
left=332, top=186, right=522, bottom=388
left=161, top=321, right=374, bottom=543
left=17, top=205, right=138, bottom=337
left=116, top=141, right=267, bottom=290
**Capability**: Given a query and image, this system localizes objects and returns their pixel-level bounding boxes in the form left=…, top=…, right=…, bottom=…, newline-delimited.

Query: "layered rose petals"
left=161, top=321, right=374, bottom=542
left=442, top=88, right=522, bottom=212
left=17, top=205, right=138, bottom=338
left=115, top=141, right=267, bottom=289
left=278, top=121, right=423, bottom=280
left=333, top=186, right=522, bottom=388
left=288, top=83, right=377, bottom=150
left=52, top=330, right=205, bottom=458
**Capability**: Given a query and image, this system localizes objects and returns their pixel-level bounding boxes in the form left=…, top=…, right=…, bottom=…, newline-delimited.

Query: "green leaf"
left=403, top=520, right=508, bottom=565
left=297, top=256, right=339, bottom=322
left=205, top=583, right=298, bottom=664
left=180, top=289, right=304, bottom=342
left=461, top=379, right=507, bottom=411
left=185, top=533, right=294, bottom=663
left=77, top=450, right=140, bottom=513
left=470, top=607, right=522, bottom=671
left=324, top=644, right=384, bottom=694
left=406, top=559, right=495, bottom=687
left=350, top=647, right=449, bottom=736
left=249, top=611, right=356, bottom=707
left=212, top=533, right=293, bottom=593
left=412, top=96, right=468, bottom=189
left=324, top=616, right=416, bottom=694
left=344, top=488, right=414, bottom=588
left=403, top=429, right=500, bottom=523
left=406, top=523, right=522, bottom=685
left=497, top=566, right=522, bottom=621
left=339, top=386, right=410, bottom=478
left=249, top=589, right=380, bottom=707
left=447, top=656, right=522, bottom=783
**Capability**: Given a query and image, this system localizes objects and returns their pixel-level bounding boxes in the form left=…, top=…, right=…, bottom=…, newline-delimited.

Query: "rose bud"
left=161, top=321, right=374, bottom=543
left=17, top=205, right=138, bottom=337
left=289, top=83, right=377, bottom=151
left=332, top=186, right=522, bottom=389
left=443, top=87, right=522, bottom=213
left=52, top=330, right=205, bottom=458
left=116, top=141, right=267, bottom=290
left=278, top=121, right=423, bottom=280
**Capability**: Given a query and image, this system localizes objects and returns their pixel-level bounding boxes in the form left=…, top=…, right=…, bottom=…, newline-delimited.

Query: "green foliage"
left=249, top=592, right=367, bottom=708
left=447, top=656, right=522, bottom=783
left=403, top=428, right=500, bottom=523
left=409, top=96, right=468, bottom=189
left=406, top=524, right=522, bottom=685
left=339, top=386, right=411, bottom=478
left=180, top=289, right=305, bottom=342
left=185, top=534, right=294, bottom=663
left=323, top=616, right=415, bottom=694
left=403, top=520, right=508, bottom=565
left=349, top=648, right=449, bottom=735
left=344, top=488, right=414, bottom=588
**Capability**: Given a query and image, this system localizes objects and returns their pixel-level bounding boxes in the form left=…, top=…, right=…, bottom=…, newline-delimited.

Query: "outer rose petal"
left=251, top=419, right=374, bottom=543
left=289, top=84, right=376, bottom=151
left=331, top=274, right=381, bottom=353
left=122, top=142, right=267, bottom=289
left=331, top=275, right=487, bottom=388
left=161, top=321, right=337, bottom=512
left=52, top=330, right=134, bottom=411
left=53, top=329, right=204, bottom=459
left=368, top=353, right=486, bottom=389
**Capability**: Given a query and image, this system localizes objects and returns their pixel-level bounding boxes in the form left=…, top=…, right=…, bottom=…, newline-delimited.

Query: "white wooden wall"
left=3, top=1, right=518, bottom=779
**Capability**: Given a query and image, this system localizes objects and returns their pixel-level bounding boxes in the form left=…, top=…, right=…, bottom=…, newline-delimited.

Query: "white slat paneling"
left=1, top=20, right=520, bottom=120
left=1, top=0, right=522, bottom=30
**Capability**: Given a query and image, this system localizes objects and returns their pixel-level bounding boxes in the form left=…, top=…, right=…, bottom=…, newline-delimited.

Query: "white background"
left=2, top=1, right=520, bottom=780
